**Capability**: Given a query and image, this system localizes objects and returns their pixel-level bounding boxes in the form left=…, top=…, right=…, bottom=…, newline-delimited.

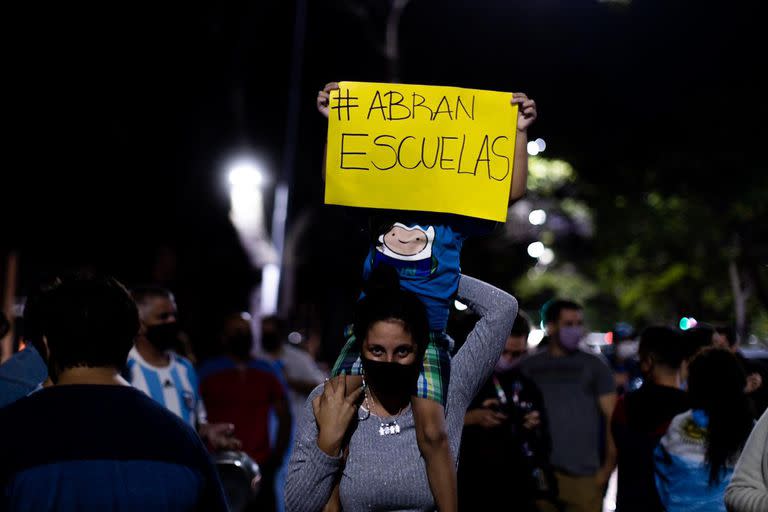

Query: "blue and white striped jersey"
left=126, top=347, right=206, bottom=427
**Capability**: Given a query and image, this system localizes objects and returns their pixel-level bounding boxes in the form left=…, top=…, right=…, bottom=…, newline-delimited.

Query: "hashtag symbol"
left=332, top=88, right=359, bottom=121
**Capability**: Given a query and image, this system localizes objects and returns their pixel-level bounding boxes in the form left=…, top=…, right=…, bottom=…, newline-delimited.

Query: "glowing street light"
left=528, top=209, right=547, bottom=226
left=527, top=241, right=545, bottom=258
left=538, top=248, right=555, bottom=265
left=527, top=141, right=540, bottom=156
left=225, top=153, right=280, bottom=316
left=528, top=329, right=545, bottom=348
left=228, top=158, right=264, bottom=188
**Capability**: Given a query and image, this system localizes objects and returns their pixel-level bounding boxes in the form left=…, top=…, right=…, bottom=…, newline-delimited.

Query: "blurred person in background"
left=520, top=299, right=616, bottom=512
left=260, top=314, right=328, bottom=421
left=0, top=280, right=60, bottom=407
left=126, top=286, right=241, bottom=451
left=606, top=322, right=642, bottom=395
left=715, top=324, right=766, bottom=417
left=0, top=273, right=229, bottom=511
left=611, top=326, right=689, bottom=512
left=459, top=312, right=556, bottom=512
left=654, top=347, right=754, bottom=512
left=679, top=324, right=719, bottom=387
left=199, top=312, right=292, bottom=512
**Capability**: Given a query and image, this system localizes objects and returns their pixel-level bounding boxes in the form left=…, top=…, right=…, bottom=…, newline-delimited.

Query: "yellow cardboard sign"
left=324, top=81, right=518, bottom=221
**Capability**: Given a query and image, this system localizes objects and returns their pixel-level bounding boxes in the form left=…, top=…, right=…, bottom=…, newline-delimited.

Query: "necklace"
left=361, top=378, right=404, bottom=436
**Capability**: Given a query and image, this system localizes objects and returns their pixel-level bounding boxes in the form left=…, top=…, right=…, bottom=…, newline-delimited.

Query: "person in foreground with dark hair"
left=611, top=326, right=689, bottom=512
left=459, top=311, right=555, bottom=512
left=285, top=275, right=517, bottom=512
left=654, top=347, right=754, bottom=512
left=0, top=273, right=229, bottom=511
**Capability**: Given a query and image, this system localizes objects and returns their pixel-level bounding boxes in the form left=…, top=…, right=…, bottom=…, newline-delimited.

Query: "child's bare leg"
left=322, top=478, right=342, bottom=512
left=412, top=397, right=457, bottom=512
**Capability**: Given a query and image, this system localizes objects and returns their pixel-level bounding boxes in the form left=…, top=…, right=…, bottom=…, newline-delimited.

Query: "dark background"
left=3, top=1, right=766, bottom=360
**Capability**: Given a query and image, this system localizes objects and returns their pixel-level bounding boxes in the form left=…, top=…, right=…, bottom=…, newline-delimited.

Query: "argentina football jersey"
left=126, top=347, right=206, bottom=427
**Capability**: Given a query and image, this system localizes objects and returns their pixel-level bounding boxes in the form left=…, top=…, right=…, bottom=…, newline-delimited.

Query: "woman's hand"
left=317, top=82, right=340, bottom=119
left=313, top=376, right=363, bottom=456
left=511, top=92, right=537, bottom=132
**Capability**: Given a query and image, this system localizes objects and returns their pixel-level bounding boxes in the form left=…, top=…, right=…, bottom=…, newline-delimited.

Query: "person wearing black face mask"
left=286, top=275, right=519, bottom=512
left=459, top=312, right=555, bottom=512
left=198, top=312, right=292, bottom=512
left=126, top=286, right=242, bottom=452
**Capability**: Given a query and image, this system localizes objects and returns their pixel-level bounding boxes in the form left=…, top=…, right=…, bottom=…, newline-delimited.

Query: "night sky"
left=4, top=1, right=765, bottom=358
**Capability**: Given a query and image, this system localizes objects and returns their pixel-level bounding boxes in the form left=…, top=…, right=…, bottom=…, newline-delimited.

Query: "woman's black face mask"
left=361, top=357, right=420, bottom=398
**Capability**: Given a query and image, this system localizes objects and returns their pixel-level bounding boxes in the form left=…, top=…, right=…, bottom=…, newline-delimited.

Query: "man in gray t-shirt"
left=520, top=300, right=616, bottom=512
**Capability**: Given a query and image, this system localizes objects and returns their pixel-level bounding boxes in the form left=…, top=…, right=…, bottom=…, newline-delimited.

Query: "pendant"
left=378, top=420, right=401, bottom=436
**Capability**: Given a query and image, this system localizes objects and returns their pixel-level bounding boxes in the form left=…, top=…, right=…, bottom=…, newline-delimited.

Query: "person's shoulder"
left=121, top=386, right=202, bottom=440
left=578, top=348, right=612, bottom=367
left=247, top=356, right=283, bottom=376
left=283, top=343, right=313, bottom=363
left=197, top=355, right=234, bottom=380
left=666, top=409, right=694, bottom=433
left=0, top=385, right=50, bottom=426
left=517, top=371, right=541, bottom=390
left=172, top=353, right=198, bottom=375
left=520, top=350, right=548, bottom=367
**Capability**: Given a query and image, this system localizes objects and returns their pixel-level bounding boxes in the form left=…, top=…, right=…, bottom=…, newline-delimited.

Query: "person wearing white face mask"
left=519, top=300, right=617, bottom=512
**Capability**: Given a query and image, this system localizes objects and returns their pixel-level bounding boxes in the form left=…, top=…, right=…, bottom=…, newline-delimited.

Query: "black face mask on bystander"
left=227, top=333, right=253, bottom=359
left=145, top=323, right=180, bottom=351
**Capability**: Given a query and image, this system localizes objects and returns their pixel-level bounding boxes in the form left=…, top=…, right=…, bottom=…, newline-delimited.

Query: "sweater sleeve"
left=285, top=386, right=344, bottom=512
left=725, top=408, right=768, bottom=512
left=449, top=275, right=517, bottom=416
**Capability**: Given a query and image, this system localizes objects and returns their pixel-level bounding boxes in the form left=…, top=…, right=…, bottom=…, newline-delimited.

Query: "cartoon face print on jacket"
left=371, top=222, right=438, bottom=278
left=377, top=223, right=435, bottom=261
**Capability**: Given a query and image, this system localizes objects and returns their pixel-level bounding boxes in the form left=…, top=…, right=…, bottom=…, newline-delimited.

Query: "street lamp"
left=225, top=154, right=279, bottom=316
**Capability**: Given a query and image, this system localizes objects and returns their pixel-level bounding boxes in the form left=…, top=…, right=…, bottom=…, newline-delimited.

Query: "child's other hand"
left=317, top=82, right=341, bottom=119
left=511, top=92, right=537, bottom=132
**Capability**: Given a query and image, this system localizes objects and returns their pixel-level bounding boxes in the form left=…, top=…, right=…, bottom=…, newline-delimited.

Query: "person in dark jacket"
left=459, top=313, right=554, bottom=512
left=611, top=326, right=688, bottom=512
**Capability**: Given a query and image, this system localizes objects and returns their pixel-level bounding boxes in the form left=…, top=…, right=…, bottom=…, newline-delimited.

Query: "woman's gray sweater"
left=285, top=275, right=518, bottom=512
left=725, top=408, right=768, bottom=512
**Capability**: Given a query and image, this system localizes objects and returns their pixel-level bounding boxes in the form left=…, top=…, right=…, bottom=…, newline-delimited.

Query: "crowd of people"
left=2, top=272, right=767, bottom=512
left=1, top=82, right=767, bottom=512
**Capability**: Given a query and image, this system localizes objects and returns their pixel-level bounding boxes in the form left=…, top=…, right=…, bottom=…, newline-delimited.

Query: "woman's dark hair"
left=687, top=347, right=754, bottom=485
left=353, top=265, right=429, bottom=356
